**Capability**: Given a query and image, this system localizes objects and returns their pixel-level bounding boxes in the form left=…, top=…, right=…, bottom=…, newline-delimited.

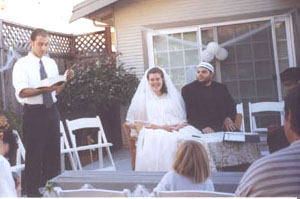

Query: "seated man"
left=182, top=62, right=237, bottom=134
left=267, top=67, right=300, bottom=153
left=235, top=84, right=300, bottom=197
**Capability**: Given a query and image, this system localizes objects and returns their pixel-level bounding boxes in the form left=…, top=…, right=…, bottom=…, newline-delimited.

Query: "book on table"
left=35, top=75, right=66, bottom=89
left=223, top=132, right=260, bottom=143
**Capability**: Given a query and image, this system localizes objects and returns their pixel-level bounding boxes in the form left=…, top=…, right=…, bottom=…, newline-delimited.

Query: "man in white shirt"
left=12, top=28, right=74, bottom=197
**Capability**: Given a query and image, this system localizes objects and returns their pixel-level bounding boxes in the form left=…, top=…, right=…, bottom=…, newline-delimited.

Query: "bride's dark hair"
left=146, top=67, right=168, bottom=94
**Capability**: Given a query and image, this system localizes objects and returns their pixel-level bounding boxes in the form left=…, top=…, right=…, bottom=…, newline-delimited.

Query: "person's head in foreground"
left=284, top=84, right=300, bottom=143
left=280, top=67, right=300, bottom=92
left=0, top=128, right=17, bottom=158
left=147, top=67, right=168, bottom=96
left=196, top=62, right=214, bottom=86
left=173, top=140, right=210, bottom=183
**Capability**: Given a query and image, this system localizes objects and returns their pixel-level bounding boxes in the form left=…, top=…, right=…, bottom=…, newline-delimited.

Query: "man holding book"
left=12, top=28, right=74, bottom=197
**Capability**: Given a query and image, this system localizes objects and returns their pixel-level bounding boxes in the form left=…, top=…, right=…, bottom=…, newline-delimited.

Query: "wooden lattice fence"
left=0, top=19, right=112, bottom=113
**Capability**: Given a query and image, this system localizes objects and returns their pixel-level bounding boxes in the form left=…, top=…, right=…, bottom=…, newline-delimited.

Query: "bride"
left=126, top=67, right=202, bottom=171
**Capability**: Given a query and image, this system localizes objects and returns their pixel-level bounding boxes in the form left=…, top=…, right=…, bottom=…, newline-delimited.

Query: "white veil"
left=126, top=67, right=186, bottom=126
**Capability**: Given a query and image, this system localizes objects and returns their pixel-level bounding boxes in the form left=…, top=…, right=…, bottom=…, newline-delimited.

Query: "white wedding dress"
left=126, top=67, right=202, bottom=172
left=0, top=154, right=17, bottom=197
left=135, top=95, right=202, bottom=171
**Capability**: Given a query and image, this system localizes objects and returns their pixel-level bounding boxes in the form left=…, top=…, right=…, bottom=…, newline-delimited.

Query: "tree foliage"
left=57, top=53, right=139, bottom=116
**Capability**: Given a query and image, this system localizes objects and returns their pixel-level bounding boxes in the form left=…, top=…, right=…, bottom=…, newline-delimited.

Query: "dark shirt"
left=182, top=81, right=236, bottom=131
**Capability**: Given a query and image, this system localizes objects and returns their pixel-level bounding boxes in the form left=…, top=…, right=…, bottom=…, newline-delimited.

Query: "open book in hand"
left=35, top=75, right=66, bottom=89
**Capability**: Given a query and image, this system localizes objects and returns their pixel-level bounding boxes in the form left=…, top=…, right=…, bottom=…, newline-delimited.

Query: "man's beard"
left=198, top=79, right=211, bottom=86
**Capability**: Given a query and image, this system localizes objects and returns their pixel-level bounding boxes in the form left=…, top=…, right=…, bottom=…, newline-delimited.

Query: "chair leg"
left=87, top=135, right=94, bottom=163
left=89, top=150, right=93, bottom=163
left=98, top=148, right=103, bottom=168
left=130, top=139, right=136, bottom=171
left=67, top=152, right=77, bottom=170
left=60, top=154, right=65, bottom=173
left=105, top=147, right=116, bottom=170
left=74, top=150, right=82, bottom=170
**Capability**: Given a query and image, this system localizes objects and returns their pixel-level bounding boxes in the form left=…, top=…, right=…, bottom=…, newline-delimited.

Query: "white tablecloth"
left=179, top=132, right=261, bottom=169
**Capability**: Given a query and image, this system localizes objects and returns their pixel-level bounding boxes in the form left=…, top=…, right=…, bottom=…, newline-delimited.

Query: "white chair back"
left=55, top=187, right=130, bottom=197
left=65, top=116, right=116, bottom=170
left=10, top=130, right=25, bottom=184
left=236, top=103, right=245, bottom=131
left=154, top=190, right=234, bottom=197
left=60, top=121, right=77, bottom=171
left=12, top=130, right=26, bottom=166
left=248, top=101, right=285, bottom=132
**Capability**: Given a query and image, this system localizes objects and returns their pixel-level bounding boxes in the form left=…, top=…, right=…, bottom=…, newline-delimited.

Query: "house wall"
left=113, top=0, right=299, bottom=78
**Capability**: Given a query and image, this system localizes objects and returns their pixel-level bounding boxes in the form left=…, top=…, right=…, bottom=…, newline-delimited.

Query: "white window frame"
left=146, top=13, right=297, bottom=99
left=147, top=27, right=198, bottom=68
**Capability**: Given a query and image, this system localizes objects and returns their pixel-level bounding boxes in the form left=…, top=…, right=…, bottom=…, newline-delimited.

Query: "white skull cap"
left=197, top=62, right=214, bottom=73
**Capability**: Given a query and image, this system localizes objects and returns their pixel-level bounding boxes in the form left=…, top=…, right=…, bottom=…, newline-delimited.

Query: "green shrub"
left=57, top=53, right=139, bottom=116
left=0, top=106, right=23, bottom=136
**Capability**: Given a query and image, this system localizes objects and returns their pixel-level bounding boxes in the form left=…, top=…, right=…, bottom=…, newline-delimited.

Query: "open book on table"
left=35, top=75, right=66, bottom=89
left=223, top=132, right=260, bottom=143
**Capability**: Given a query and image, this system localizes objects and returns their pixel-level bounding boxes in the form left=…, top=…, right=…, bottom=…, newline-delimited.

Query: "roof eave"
left=69, top=0, right=119, bottom=23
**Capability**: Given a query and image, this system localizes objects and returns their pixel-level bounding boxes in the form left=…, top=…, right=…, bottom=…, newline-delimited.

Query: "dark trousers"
left=23, top=104, right=61, bottom=197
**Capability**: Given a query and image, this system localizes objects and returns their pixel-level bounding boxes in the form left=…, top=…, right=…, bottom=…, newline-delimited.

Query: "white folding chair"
left=236, top=103, right=245, bottom=132
left=54, top=187, right=130, bottom=197
left=248, top=101, right=285, bottom=133
left=12, top=130, right=25, bottom=167
left=65, top=116, right=116, bottom=170
left=60, top=121, right=77, bottom=172
left=154, top=190, right=234, bottom=197
left=10, top=130, right=25, bottom=189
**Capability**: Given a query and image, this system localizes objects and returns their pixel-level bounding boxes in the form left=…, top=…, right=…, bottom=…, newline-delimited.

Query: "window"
left=216, top=21, right=278, bottom=129
left=148, top=15, right=296, bottom=130
left=218, top=21, right=277, bottom=102
left=153, top=31, right=199, bottom=90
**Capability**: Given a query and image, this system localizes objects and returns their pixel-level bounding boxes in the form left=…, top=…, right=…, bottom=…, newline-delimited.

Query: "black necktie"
left=40, top=60, right=54, bottom=108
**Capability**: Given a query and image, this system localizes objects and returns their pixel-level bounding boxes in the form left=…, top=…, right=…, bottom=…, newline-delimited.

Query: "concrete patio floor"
left=83, top=147, right=132, bottom=171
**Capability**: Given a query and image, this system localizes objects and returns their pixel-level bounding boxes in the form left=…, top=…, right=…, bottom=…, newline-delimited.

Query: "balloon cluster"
left=202, top=41, right=228, bottom=62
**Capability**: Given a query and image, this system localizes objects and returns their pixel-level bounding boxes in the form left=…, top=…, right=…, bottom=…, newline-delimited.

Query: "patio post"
left=0, top=19, right=7, bottom=110
left=105, top=26, right=112, bottom=56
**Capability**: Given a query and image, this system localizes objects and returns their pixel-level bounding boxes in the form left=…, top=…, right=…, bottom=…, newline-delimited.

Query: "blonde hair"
left=173, top=140, right=210, bottom=183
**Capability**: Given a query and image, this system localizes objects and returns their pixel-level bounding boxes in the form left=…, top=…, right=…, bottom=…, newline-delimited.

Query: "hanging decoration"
left=202, top=49, right=214, bottom=62
left=202, top=41, right=228, bottom=62
left=216, top=47, right=228, bottom=61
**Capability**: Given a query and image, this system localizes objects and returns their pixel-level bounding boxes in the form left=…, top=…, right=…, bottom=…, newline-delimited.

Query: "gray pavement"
left=83, top=148, right=132, bottom=171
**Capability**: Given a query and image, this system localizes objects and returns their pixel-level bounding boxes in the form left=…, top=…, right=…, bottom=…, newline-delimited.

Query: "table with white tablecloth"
left=179, top=132, right=262, bottom=170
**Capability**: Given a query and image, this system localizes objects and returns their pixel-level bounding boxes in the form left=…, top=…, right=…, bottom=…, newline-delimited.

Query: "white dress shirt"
left=0, top=155, right=17, bottom=197
left=12, top=53, right=59, bottom=105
